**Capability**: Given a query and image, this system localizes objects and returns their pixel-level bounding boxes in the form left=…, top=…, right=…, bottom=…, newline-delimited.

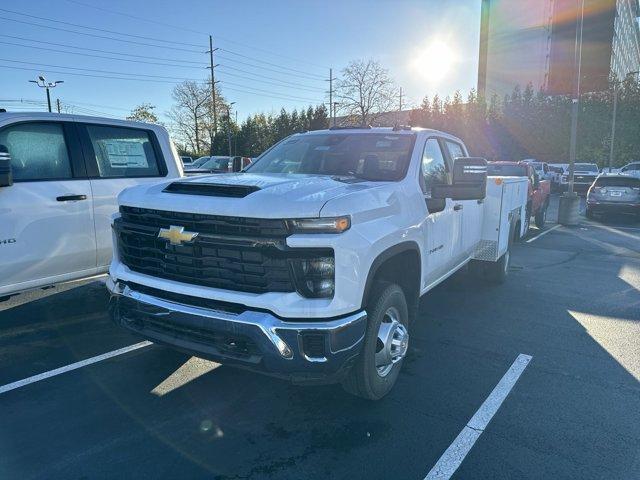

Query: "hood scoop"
left=163, top=182, right=260, bottom=198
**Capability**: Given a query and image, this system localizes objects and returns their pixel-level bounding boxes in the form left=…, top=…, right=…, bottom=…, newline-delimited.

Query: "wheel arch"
left=361, top=242, right=421, bottom=322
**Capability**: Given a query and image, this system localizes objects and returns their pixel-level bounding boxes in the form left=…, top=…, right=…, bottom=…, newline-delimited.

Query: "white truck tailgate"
left=473, top=176, right=528, bottom=262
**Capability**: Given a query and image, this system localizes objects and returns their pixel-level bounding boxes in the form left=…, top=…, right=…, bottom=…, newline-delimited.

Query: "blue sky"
left=0, top=0, right=481, bottom=122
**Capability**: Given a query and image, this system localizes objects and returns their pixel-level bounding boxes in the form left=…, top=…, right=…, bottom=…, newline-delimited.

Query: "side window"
left=85, top=125, right=163, bottom=178
left=421, top=138, right=448, bottom=197
left=444, top=140, right=465, bottom=160
left=0, top=122, right=72, bottom=181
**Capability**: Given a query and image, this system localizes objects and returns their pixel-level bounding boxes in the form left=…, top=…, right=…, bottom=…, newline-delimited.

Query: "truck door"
left=442, top=139, right=480, bottom=260
left=76, top=123, right=169, bottom=268
left=0, top=121, right=96, bottom=295
left=420, top=138, right=458, bottom=285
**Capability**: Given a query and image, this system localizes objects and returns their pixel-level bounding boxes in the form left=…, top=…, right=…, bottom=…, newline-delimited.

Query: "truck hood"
left=118, top=173, right=385, bottom=218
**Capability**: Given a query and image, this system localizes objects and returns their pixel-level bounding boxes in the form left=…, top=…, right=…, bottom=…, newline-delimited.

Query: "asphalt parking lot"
left=1, top=196, right=639, bottom=480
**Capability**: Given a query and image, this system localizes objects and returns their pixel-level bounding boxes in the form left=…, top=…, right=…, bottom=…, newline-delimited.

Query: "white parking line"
left=424, top=353, right=532, bottom=480
left=0, top=341, right=152, bottom=395
left=526, top=224, right=561, bottom=243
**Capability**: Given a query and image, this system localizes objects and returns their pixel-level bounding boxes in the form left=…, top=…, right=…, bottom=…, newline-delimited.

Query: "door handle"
left=477, top=199, right=484, bottom=204
left=56, top=194, right=87, bottom=202
left=453, top=204, right=463, bottom=211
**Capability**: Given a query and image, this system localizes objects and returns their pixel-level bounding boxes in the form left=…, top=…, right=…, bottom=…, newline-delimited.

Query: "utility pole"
left=333, top=102, right=339, bottom=127
left=227, top=102, right=236, bottom=157
left=558, top=0, right=584, bottom=226
left=207, top=35, right=220, bottom=155
left=329, top=68, right=333, bottom=126
left=56, top=98, right=61, bottom=113
left=29, top=75, right=63, bottom=112
left=234, top=110, right=238, bottom=155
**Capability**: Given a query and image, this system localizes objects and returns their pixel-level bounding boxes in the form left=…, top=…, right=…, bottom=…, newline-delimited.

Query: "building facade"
left=478, top=0, right=640, bottom=99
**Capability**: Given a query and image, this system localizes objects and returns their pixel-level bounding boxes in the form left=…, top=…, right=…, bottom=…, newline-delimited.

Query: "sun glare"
left=413, top=40, right=457, bottom=84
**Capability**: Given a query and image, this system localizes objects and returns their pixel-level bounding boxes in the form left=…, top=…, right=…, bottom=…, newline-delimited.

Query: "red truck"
left=487, top=161, right=551, bottom=235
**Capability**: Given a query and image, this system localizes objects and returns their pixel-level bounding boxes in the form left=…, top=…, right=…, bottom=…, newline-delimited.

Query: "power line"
left=216, top=53, right=326, bottom=82
left=1, top=58, right=324, bottom=101
left=221, top=49, right=326, bottom=79
left=0, top=16, right=203, bottom=53
left=1, top=35, right=326, bottom=90
left=0, top=65, right=323, bottom=104
left=0, top=40, right=207, bottom=69
left=0, top=7, right=203, bottom=47
left=0, top=34, right=205, bottom=64
left=61, top=0, right=330, bottom=70
left=217, top=68, right=322, bottom=93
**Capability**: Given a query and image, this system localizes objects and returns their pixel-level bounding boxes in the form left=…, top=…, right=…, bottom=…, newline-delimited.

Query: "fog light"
left=291, top=255, right=335, bottom=298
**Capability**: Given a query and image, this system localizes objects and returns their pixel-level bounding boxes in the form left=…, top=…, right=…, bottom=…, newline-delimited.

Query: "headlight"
left=287, top=216, right=350, bottom=234
left=291, top=254, right=335, bottom=298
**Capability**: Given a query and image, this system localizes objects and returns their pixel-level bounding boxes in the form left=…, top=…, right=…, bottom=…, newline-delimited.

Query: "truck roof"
left=0, top=110, right=159, bottom=131
left=297, top=126, right=465, bottom=145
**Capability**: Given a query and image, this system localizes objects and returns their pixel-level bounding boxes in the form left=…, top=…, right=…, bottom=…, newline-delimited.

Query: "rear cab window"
left=81, top=124, right=167, bottom=179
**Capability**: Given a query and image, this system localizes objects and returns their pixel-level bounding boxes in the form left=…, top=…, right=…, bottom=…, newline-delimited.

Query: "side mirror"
left=432, top=157, right=487, bottom=201
left=0, top=145, right=13, bottom=187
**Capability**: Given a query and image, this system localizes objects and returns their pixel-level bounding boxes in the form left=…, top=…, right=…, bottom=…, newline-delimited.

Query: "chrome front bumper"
left=107, top=279, right=367, bottom=383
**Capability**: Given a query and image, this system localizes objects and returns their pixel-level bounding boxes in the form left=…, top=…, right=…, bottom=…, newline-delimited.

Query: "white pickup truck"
left=0, top=112, right=183, bottom=301
left=107, top=127, right=527, bottom=399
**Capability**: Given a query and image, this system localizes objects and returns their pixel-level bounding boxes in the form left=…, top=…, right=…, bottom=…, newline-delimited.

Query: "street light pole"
left=29, top=75, right=63, bottom=113
left=558, top=0, right=584, bottom=226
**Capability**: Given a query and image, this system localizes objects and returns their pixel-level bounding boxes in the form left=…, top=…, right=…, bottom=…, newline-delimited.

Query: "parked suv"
left=107, top=127, right=527, bottom=400
left=586, top=174, right=640, bottom=219
left=0, top=112, right=183, bottom=300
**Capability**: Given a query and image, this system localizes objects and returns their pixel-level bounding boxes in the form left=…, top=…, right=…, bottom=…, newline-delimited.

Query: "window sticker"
left=100, top=140, right=149, bottom=168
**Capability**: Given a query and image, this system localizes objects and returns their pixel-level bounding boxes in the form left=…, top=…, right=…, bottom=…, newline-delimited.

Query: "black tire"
left=585, top=207, right=594, bottom=219
left=535, top=203, right=547, bottom=229
left=522, top=203, right=531, bottom=238
left=342, top=282, right=408, bottom=400
left=486, top=222, right=514, bottom=284
left=486, top=249, right=510, bottom=284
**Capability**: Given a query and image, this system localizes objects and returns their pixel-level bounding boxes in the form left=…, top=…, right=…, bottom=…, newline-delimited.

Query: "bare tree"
left=335, top=59, right=396, bottom=126
left=167, top=81, right=211, bottom=154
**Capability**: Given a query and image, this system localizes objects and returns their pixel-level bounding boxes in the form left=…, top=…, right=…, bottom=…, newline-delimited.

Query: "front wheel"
left=342, top=282, right=409, bottom=400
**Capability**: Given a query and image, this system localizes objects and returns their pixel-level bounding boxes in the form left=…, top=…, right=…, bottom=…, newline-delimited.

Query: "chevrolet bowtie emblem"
left=158, top=225, right=199, bottom=245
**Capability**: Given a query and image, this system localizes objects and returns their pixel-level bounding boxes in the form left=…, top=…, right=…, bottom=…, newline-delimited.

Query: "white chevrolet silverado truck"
left=107, top=127, right=527, bottom=399
left=0, top=112, right=183, bottom=301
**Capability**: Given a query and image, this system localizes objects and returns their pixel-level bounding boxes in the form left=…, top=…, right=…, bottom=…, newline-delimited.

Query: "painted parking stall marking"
left=424, top=353, right=533, bottom=480
left=0, top=341, right=152, bottom=395
left=526, top=224, right=561, bottom=243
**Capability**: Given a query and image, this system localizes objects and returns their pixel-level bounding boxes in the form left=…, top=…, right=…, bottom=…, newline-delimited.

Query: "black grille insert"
left=116, top=207, right=332, bottom=295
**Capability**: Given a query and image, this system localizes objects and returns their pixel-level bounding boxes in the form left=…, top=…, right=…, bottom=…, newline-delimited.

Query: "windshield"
left=247, top=133, right=416, bottom=181
left=531, top=163, right=543, bottom=171
left=190, top=156, right=211, bottom=167
left=201, top=157, right=230, bottom=170
left=549, top=166, right=563, bottom=173
left=575, top=163, right=598, bottom=172
left=487, top=164, right=527, bottom=176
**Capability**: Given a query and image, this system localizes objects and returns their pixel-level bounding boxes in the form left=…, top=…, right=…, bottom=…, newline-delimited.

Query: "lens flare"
left=412, top=40, right=457, bottom=84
